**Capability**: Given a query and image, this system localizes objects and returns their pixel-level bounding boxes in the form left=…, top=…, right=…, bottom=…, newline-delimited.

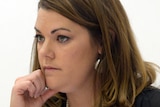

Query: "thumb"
left=40, top=89, right=57, bottom=103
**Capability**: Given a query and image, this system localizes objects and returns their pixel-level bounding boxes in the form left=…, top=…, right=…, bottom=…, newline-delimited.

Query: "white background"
left=0, top=0, right=159, bottom=106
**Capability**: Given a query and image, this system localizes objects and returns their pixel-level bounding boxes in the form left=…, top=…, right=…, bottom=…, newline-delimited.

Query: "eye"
left=35, top=34, right=45, bottom=42
left=57, top=35, right=70, bottom=43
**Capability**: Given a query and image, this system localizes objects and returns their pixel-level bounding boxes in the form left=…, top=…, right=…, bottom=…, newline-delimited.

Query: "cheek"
left=59, top=49, right=96, bottom=90
left=37, top=46, right=44, bottom=67
left=37, top=49, right=41, bottom=62
left=61, top=50, right=80, bottom=68
left=62, top=46, right=96, bottom=73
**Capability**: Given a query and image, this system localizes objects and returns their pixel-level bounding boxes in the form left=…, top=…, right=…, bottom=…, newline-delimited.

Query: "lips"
left=43, top=66, right=61, bottom=73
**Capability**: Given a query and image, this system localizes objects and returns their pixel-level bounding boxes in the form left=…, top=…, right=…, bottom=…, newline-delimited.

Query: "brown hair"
left=30, top=0, right=157, bottom=107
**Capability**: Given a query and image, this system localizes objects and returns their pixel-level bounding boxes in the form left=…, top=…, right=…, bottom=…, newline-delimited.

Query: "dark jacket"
left=61, top=86, right=160, bottom=107
left=134, top=86, right=160, bottom=107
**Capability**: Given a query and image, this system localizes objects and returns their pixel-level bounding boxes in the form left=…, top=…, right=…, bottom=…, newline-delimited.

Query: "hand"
left=10, top=69, right=57, bottom=107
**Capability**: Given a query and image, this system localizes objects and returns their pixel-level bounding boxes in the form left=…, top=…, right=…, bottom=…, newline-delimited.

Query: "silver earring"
left=95, top=59, right=100, bottom=69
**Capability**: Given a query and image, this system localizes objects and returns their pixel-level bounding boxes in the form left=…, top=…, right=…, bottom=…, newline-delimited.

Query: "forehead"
left=35, top=8, right=91, bottom=36
left=35, top=8, right=70, bottom=27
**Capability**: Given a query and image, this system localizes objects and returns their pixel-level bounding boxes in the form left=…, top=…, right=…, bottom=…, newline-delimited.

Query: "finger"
left=13, top=80, right=36, bottom=98
left=32, top=80, right=45, bottom=98
left=14, top=69, right=46, bottom=98
left=30, top=70, right=46, bottom=98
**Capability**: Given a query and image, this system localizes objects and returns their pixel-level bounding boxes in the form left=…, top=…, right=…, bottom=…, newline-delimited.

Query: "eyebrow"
left=34, top=27, right=71, bottom=34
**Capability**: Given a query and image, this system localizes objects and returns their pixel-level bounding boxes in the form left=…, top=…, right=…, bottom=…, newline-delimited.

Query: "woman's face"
left=35, top=8, right=101, bottom=93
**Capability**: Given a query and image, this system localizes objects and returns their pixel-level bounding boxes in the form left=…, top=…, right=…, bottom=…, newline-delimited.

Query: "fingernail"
left=34, top=95, right=37, bottom=98
left=34, top=92, right=38, bottom=98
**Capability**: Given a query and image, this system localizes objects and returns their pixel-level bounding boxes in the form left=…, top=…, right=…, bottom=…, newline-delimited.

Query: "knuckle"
left=14, top=76, right=23, bottom=83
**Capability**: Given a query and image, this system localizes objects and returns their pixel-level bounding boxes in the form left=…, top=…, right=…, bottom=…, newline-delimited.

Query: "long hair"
left=30, top=0, right=156, bottom=107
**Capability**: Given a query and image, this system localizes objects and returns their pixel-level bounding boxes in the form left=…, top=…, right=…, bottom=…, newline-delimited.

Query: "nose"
left=38, top=39, right=55, bottom=59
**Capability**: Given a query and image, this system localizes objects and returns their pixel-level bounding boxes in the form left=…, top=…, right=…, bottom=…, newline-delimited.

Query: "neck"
left=66, top=89, right=94, bottom=107
left=66, top=72, right=99, bottom=107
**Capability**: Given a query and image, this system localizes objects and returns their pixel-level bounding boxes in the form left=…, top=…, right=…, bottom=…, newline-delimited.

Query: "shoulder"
left=135, top=86, right=160, bottom=107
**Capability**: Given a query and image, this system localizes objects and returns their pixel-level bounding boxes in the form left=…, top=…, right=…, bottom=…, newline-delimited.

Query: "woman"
left=10, top=0, right=160, bottom=107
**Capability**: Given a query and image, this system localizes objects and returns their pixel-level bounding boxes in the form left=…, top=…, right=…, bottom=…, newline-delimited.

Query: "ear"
left=97, top=43, right=102, bottom=55
left=97, top=29, right=115, bottom=55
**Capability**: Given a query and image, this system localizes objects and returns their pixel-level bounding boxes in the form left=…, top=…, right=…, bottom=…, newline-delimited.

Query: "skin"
left=10, top=8, right=101, bottom=107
